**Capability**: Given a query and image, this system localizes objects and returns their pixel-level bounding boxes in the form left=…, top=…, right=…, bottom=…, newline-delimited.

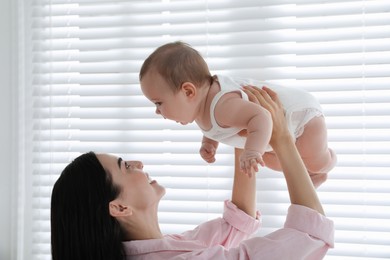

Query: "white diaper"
left=288, top=108, right=323, bottom=141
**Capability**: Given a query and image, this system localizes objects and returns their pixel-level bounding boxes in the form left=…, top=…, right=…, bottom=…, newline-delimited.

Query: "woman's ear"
left=109, top=200, right=133, bottom=217
left=181, top=82, right=196, bottom=98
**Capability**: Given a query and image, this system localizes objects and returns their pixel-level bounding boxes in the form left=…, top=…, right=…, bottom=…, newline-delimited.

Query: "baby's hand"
left=240, top=150, right=265, bottom=177
left=200, top=142, right=217, bottom=163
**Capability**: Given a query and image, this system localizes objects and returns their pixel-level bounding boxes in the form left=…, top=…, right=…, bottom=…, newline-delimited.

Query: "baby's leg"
left=295, top=116, right=337, bottom=188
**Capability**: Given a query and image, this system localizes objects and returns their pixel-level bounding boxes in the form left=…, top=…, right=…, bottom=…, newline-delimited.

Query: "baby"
left=139, top=41, right=336, bottom=187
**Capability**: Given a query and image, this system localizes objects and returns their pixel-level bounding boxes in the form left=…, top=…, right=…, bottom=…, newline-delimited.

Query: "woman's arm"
left=231, top=148, right=257, bottom=218
left=271, top=131, right=324, bottom=214
left=243, top=86, right=324, bottom=215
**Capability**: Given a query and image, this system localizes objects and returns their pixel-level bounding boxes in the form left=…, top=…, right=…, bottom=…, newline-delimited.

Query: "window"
left=16, top=0, right=390, bottom=259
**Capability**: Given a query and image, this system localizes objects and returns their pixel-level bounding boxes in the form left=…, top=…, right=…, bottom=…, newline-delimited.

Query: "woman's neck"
left=121, top=208, right=164, bottom=241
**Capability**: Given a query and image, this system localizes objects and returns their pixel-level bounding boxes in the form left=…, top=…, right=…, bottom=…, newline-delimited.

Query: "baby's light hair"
left=139, top=41, right=212, bottom=92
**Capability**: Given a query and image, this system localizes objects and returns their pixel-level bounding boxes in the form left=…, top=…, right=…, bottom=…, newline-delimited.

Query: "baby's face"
left=140, top=71, right=196, bottom=125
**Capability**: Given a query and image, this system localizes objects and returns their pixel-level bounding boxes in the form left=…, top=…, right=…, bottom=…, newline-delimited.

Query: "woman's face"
left=96, top=154, right=165, bottom=210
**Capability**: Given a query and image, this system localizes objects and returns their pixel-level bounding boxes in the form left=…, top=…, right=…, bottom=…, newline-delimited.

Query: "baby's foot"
left=309, top=172, right=328, bottom=188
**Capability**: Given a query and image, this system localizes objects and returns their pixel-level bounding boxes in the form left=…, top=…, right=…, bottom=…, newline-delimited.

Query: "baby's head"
left=139, top=41, right=212, bottom=93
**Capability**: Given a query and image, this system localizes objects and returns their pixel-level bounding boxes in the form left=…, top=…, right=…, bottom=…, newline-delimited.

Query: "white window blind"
left=16, top=0, right=390, bottom=259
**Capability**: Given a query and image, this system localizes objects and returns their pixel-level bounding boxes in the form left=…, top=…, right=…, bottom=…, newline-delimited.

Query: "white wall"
left=0, top=0, right=15, bottom=258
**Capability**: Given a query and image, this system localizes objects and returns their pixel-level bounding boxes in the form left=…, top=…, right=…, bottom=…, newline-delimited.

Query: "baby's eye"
left=124, top=161, right=129, bottom=169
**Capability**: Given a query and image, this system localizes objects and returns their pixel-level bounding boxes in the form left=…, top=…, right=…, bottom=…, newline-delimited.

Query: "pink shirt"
left=123, top=200, right=334, bottom=259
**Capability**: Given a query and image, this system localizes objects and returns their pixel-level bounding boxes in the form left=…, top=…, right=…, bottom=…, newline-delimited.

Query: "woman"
left=51, top=86, right=334, bottom=259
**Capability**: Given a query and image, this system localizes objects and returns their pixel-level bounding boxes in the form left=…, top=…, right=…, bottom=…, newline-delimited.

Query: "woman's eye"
left=155, top=102, right=162, bottom=106
left=124, top=161, right=129, bottom=169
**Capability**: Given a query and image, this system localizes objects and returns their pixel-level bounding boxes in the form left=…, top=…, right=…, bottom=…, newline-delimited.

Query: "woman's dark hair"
left=51, top=152, right=125, bottom=260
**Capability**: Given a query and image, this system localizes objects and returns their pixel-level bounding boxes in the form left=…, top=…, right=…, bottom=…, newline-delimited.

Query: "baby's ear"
left=181, top=82, right=196, bottom=97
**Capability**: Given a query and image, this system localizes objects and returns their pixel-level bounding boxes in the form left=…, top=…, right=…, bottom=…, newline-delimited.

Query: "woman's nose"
left=129, top=161, right=143, bottom=169
left=155, top=107, right=161, bottom=115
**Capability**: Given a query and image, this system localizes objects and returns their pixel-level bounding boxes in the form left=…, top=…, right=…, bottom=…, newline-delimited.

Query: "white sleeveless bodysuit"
left=201, top=75, right=323, bottom=151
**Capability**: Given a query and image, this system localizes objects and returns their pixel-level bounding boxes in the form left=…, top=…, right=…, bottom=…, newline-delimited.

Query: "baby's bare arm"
left=214, top=93, right=272, bottom=155
left=202, top=135, right=218, bottom=146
